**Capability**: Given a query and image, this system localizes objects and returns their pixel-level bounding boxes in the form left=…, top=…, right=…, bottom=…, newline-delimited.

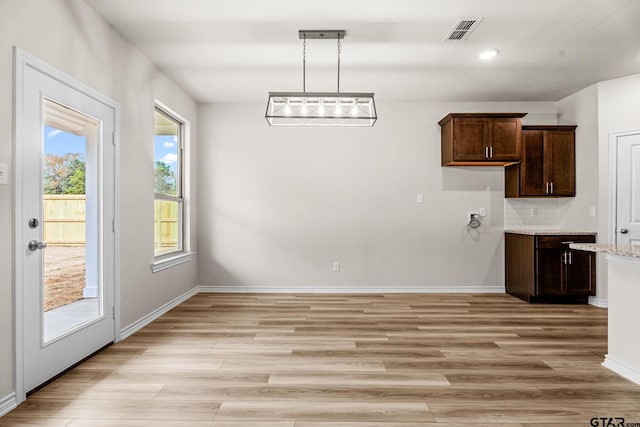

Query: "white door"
left=15, top=50, right=118, bottom=394
left=615, top=132, right=640, bottom=247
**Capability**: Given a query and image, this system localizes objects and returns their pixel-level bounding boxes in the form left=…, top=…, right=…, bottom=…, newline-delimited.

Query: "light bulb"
left=351, top=105, right=358, bottom=116
left=479, top=49, right=499, bottom=60
left=284, top=102, right=292, bottom=115
left=301, top=101, right=308, bottom=115
left=335, top=102, right=343, bottom=115
left=318, top=101, right=325, bottom=115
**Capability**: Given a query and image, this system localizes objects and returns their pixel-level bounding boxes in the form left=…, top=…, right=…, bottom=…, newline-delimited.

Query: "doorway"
left=14, top=49, right=119, bottom=399
left=610, top=130, right=640, bottom=247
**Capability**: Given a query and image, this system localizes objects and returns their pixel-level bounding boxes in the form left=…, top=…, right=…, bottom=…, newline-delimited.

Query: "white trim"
left=196, top=285, right=506, bottom=294
left=119, top=287, right=198, bottom=340
left=13, top=45, right=27, bottom=405
left=588, top=296, right=608, bottom=308
left=603, top=355, right=640, bottom=386
left=113, top=94, right=122, bottom=343
left=608, top=131, right=618, bottom=245
left=152, top=251, right=194, bottom=273
left=13, top=47, right=121, bottom=404
left=0, top=393, right=17, bottom=417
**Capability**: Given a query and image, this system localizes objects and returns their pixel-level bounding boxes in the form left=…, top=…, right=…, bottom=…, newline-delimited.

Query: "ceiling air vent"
left=443, top=17, right=483, bottom=42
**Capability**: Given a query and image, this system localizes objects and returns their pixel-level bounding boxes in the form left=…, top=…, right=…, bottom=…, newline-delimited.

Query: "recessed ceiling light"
left=479, top=49, right=499, bottom=60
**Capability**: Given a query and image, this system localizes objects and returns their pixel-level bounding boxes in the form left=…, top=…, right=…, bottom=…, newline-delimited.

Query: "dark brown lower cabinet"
left=505, top=233, right=596, bottom=302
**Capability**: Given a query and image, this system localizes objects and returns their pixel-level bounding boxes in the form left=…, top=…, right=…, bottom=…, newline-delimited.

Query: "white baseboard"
left=119, top=287, right=198, bottom=340
left=603, top=355, right=640, bottom=385
left=589, top=296, right=608, bottom=308
left=197, top=285, right=506, bottom=294
left=0, top=392, right=17, bottom=417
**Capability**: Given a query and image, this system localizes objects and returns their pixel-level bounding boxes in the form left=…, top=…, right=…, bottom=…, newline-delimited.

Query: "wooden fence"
left=154, top=200, right=179, bottom=250
left=43, top=195, right=178, bottom=248
left=43, top=195, right=86, bottom=246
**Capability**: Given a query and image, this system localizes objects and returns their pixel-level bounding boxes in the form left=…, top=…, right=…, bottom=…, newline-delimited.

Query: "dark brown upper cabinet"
left=439, top=113, right=527, bottom=166
left=505, top=125, right=576, bottom=198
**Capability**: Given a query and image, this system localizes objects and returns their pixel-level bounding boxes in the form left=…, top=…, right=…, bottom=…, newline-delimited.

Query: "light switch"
left=0, top=163, right=7, bottom=185
left=416, top=193, right=424, bottom=204
left=479, top=208, right=486, bottom=217
left=589, top=206, right=596, bottom=217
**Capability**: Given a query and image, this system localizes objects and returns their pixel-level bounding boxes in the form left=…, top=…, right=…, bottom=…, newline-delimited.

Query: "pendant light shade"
left=265, top=92, right=377, bottom=126
left=266, top=30, right=377, bottom=127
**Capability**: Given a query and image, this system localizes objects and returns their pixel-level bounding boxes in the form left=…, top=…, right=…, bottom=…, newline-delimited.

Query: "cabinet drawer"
left=536, top=235, right=595, bottom=249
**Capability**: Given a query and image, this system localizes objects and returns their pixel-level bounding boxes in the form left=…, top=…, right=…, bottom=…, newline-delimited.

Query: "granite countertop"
left=505, top=229, right=597, bottom=236
left=570, top=243, right=640, bottom=259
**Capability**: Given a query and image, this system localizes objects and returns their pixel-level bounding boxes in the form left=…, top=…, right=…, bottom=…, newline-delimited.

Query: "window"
left=153, top=105, right=191, bottom=270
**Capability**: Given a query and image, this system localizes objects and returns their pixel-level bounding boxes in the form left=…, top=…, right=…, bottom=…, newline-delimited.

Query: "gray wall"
left=197, top=101, right=557, bottom=291
left=0, top=0, right=199, bottom=398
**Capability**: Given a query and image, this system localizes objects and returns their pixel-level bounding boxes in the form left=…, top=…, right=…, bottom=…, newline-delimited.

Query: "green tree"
left=154, top=161, right=177, bottom=195
left=43, top=153, right=86, bottom=195
left=66, top=158, right=86, bottom=194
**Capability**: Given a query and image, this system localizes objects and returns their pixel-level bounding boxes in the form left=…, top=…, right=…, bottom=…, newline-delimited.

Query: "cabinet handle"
left=568, top=251, right=572, bottom=264
left=484, top=146, right=489, bottom=159
left=550, top=182, right=554, bottom=194
left=562, top=251, right=567, bottom=264
left=545, top=182, right=549, bottom=194
left=489, top=146, right=493, bottom=158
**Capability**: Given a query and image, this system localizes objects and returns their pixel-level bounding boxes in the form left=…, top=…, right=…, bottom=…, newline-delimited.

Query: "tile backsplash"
left=504, top=198, right=572, bottom=229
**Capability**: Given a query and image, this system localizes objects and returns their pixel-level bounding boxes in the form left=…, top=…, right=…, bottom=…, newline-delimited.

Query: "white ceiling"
left=85, top=0, right=640, bottom=104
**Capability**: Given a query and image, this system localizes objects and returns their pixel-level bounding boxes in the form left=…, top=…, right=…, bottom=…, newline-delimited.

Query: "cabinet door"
left=536, top=249, right=564, bottom=296
left=566, top=250, right=595, bottom=295
left=546, top=130, right=575, bottom=196
left=520, top=130, right=546, bottom=196
left=490, top=118, right=521, bottom=161
left=453, top=118, right=489, bottom=161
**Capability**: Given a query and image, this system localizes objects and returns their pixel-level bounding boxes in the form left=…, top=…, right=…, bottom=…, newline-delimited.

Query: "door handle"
left=620, top=228, right=629, bottom=234
left=28, top=240, right=47, bottom=251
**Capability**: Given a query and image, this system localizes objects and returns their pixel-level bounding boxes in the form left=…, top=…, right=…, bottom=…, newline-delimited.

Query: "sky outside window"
left=44, top=125, right=86, bottom=157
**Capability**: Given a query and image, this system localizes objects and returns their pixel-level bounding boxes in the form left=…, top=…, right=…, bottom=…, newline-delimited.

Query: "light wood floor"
left=4, top=293, right=640, bottom=426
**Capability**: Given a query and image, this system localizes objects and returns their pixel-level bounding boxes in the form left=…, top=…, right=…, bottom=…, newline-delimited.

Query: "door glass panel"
left=42, top=98, right=101, bottom=343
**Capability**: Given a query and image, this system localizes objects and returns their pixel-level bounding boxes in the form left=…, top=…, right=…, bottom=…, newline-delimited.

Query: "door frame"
left=608, top=129, right=640, bottom=244
left=13, top=47, right=121, bottom=403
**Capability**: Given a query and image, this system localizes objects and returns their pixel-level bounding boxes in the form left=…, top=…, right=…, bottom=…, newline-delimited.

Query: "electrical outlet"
left=332, top=261, right=340, bottom=272
left=416, top=193, right=424, bottom=204
left=0, top=163, right=7, bottom=185
left=530, top=208, right=538, bottom=217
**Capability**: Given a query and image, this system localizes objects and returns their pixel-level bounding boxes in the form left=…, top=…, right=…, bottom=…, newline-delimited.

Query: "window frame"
left=152, top=102, right=192, bottom=272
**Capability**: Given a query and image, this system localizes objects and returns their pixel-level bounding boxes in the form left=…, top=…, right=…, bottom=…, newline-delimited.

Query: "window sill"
left=152, top=252, right=193, bottom=273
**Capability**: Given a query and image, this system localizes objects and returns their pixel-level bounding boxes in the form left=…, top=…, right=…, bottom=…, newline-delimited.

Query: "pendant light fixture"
left=265, top=30, right=377, bottom=127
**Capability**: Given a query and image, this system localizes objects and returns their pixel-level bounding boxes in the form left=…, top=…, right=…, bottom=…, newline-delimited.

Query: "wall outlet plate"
left=0, top=163, right=7, bottom=185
